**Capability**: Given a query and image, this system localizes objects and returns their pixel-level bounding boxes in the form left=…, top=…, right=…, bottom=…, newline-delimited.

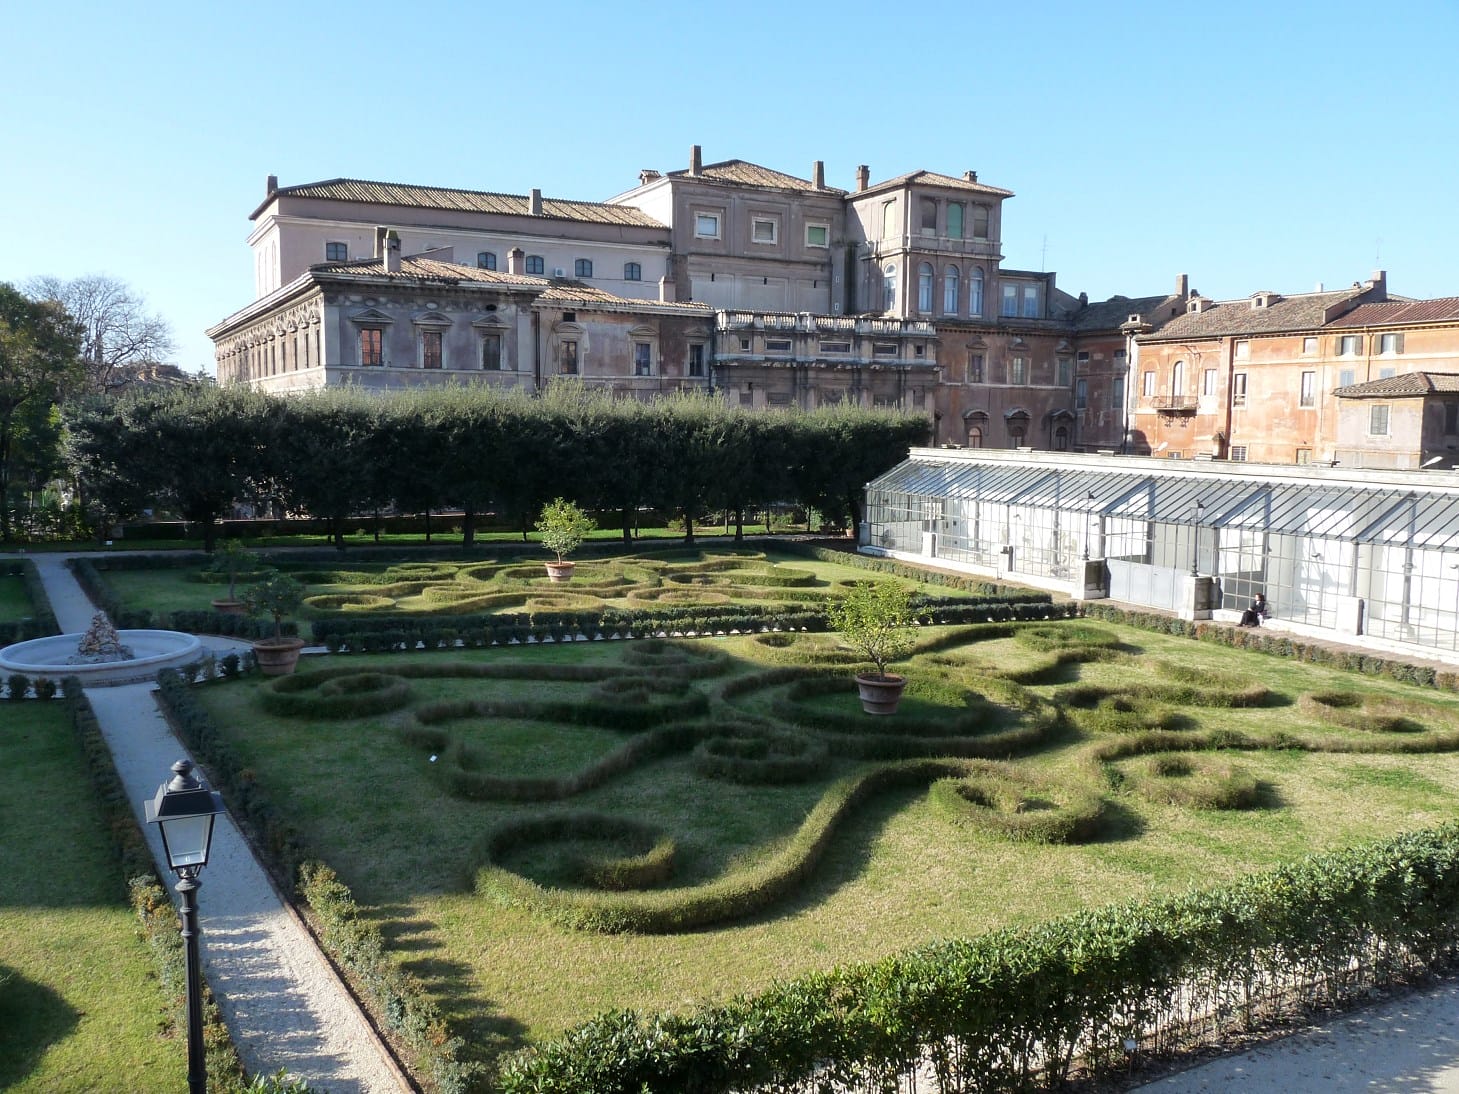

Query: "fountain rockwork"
left=0, top=611, right=202, bottom=687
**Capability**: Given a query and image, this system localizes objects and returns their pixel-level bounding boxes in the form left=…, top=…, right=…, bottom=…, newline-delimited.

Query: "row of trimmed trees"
left=62, top=382, right=930, bottom=550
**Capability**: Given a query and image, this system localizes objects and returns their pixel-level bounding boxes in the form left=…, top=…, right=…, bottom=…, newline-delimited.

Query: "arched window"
left=943, top=266, right=960, bottom=314
left=1008, top=425, right=1025, bottom=448
left=966, top=425, right=983, bottom=448
left=918, top=263, right=934, bottom=312
left=623, top=262, right=642, bottom=281
left=1054, top=426, right=1069, bottom=451
left=970, top=268, right=984, bottom=316
left=1171, top=360, right=1185, bottom=395
left=574, top=259, right=593, bottom=278
left=526, top=255, right=545, bottom=275
left=477, top=251, right=496, bottom=270
left=883, top=264, right=897, bottom=311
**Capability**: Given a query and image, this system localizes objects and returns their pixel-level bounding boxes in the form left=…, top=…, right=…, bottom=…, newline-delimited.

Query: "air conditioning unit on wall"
left=553, top=267, right=567, bottom=278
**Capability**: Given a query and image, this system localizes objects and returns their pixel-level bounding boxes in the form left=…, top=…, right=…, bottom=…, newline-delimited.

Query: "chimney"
left=507, top=247, right=525, bottom=275
left=963, top=170, right=978, bottom=183
left=266, top=174, right=278, bottom=194
left=689, top=144, right=702, bottom=176
left=529, top=188, right=543, bottom=216
left=856, top=164, right=870, bottom=192
left=1368, top=269, right=1387, bottom=297
left=374, top=226, right=388, bottom=257
left=812, top=160, right=825, bottom=189
left=638, top=169, right=661, bottom=185
left=383, top=230, right=401, bottom=274
left=1175, top=273, right=1189, bottom=299
left=658, top=275, right=675, bottom=303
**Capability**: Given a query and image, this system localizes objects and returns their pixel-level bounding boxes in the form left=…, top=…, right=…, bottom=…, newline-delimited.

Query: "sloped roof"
left=313, top=255, right=550, bottom=287
left=1142, top=288, right=1363, bottom=340
left=536, top=281, right=713, bottom=314
left=1328, top=298, right=1459, bottom=328
left=665, top=159, right=846, bottom=195
left=1071, top=294, right=1181, bottom=333
left=1334, top=372, right=1459, bottom=399
left=254, top=178, right=666, bottom=227
left=856, top=169, right=1015, bottom=199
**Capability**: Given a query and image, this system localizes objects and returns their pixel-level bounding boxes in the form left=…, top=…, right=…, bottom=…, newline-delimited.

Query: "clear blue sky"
left=4, top=0, right=1457, bottom=374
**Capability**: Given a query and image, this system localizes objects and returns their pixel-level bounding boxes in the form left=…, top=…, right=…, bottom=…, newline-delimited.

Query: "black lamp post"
left=1190, top=499, right=1206, bottom=576
left=1083, top=490, right=1096, bottom=561
left=145, top=760, right=225, bottom=1094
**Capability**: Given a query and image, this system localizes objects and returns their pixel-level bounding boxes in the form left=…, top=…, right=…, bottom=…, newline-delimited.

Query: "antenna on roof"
left=1040, top=235, right=1047, bottom=271
left=1375, top=237, right=1382, bottom=266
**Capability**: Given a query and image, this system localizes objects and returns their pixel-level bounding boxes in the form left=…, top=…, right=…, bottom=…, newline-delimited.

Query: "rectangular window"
left=971, top=205, right=989, bottom=239
left=738, top=337, right=751, bottom=351
left=1296, top=448, right=1312, bottom=464
left=634, top=342, right=652, bottom=375
left=1230, top=445, right=1248, bottom=462
left=1234, top=339, right=1250, bottom=360
left=688, top=344, right=705, bottom=377
left=1056, top=356, right=1072, bottom=386
left=920, top=197, right=937, bottom=235
left=881, top=199, right=896, bottom=235
left=764, top=338, right=792, bottom=353
left=481, top=333, right=502, bottom=370
left=1021, top=284, right=1039, bottom=318
left=1378, top=332, right=1404, bottom=355
left=873, top=342, right=898, bottom=357
left=359, top=328, right=383, bottom=366
left=1076, top=350, right=1091, bottom=367
left=421, top=331, right=443, bottom=369
left=1446, top=402, right=1459, bottom=435
left=969, top=353, right=984, bottom=383
left=1299, top=370, right=1315, bottom=406
left=1339, top=368, right=1356, bottom=388
left=1380, top=366, right=1397, bottom=379
left=751, top=217, right=778, bottom=244
left=1142, top=370, right=1156, bottom=397
left=561, top=340, right=578, bottom=374
left=1202, top=368, right=1217, bottom=395
left=623, top=262, right=642, bottom=281
left=1075, top=378, right=1088, bottom=409
left=1370, top=405, right=1390, bottom=435
left=1302, top=336, right=1318, bottom=354
left=819, top=340, right=850, bottom=354
left=805, top=222, right=829, bottom=248
left=694, top=212, right=721, bottom=239
left=326, top=241, right=348, bottom=262
left=478, top=251, right=497, bottom=270
left=526, top=255, right=545, bottom=275
left=1000, top=284, right=1018, bottom=317
left=1232, top=372, right=1247, bottom=405
left=1011, top=357, right=1027, bottom=385
left=946, top=203, right=964, bottom=239
left=912, top=388, right=926, bottom=408
left=1112, top=375, right=1125, bottom=408
left=1337, top=334, right=1360, bottom=356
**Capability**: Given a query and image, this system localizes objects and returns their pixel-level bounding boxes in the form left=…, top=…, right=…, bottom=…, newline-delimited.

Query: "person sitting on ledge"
left=1239, top=593, right=1269, bottom=628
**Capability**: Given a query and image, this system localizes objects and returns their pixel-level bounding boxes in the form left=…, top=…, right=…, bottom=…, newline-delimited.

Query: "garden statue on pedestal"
left=535, top=498, right=595, bottom=583
left=827, top=581, right=916, bottom=715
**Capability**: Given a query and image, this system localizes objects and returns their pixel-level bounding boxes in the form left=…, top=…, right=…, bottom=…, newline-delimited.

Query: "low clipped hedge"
left=498, top=823, right=1459, bottom=1093
left=1120, top=753, right=1262, bottom=811
left=927, top=761, right=1109, bottom=843
left=477, top=758, right=977, bottom=934
left=67, top=557, right=295, bottom=639
left=260, top=671, right=414, bottom=718
left=691, top=728, right=829, bottom=785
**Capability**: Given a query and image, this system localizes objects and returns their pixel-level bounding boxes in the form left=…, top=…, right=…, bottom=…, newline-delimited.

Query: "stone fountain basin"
left=0, top=629, right=204, bottom=687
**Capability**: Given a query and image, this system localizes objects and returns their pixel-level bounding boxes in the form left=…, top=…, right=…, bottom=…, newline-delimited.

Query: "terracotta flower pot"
left=252, top=637, right=305, bottom=676
left=855, top=672, right=906, bottom=715
left=545, top=560, right=575, bottom=583
left=211, top=598, right=246, bottom=616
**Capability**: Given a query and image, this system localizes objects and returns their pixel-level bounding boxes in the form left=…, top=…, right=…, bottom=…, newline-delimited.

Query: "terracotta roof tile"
left=1334, top=371, right=1459, bottom=398
left=259, top=178, right=665, bottom=227
left=1142, top=289, right=1363, bottom=340
left=856, top=169, right=1015, bottom=199
left=1072, top=293, right=1182, bottom=332
left=535, top=281, right=713, bottom=313
left=665, top=159, right=846, bottom=194
left=313, top=255, right=549, bottom=286
left=1328, top=298, right=1459, bottom=328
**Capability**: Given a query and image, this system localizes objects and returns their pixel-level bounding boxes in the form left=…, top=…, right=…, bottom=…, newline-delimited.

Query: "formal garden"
left=46, top=541, right=1459, bottom=1091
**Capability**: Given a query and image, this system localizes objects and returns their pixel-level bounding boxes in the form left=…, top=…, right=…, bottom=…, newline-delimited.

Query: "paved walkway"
left=29, top=554, right=409, bottom=1093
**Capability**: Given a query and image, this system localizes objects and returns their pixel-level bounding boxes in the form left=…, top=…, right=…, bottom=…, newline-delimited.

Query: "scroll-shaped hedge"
left=928, top=761, right=1109, bottom=843
left=1120, top=753, right=1261, bottom=810
left=692, top=728, right=829, bottom=784
left=260, top=670, right=413, bottom=718
left=482, top=813, right=678, bottom=892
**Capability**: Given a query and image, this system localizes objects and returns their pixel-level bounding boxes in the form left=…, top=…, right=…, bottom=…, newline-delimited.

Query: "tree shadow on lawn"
left=0, top=965, right=80, bottom=1089
left=376, top=904, right=529, bottom=1069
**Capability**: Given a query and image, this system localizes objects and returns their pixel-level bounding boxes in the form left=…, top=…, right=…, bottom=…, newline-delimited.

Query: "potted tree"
left=827, top=581, right=916, bottom=715
left=243, top=572, right=306, bottom=675
left=535, top=497, right=596, bottom=582
left=209, top=539, right=260, bottom=616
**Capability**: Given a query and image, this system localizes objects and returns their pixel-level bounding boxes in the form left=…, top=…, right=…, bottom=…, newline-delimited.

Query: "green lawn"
left=0, top=572, right=34, bottom=621
left=0, top=702, right=185, bottom=1092
left=187, top=619, right=1459, bottom=1079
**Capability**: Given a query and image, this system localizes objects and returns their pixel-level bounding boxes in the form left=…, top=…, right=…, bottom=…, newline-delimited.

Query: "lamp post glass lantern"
left=1190, top=499, right=1206, bottom=576
left=145, top=760, right=224, bottom=1094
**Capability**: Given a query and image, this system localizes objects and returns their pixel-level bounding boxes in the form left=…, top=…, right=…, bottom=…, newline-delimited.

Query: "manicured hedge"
left=68, top=556, right=293, bottom=639
left=498, top=823, right=1459, bottom=1093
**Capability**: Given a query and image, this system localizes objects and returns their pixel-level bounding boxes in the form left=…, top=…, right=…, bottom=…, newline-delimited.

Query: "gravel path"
left=27, top=553, right=411, bottom=1093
